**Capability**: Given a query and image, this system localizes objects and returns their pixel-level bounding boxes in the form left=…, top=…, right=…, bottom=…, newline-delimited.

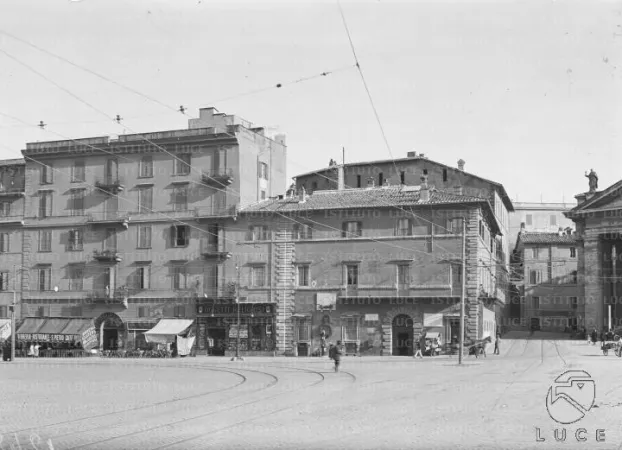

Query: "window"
left=175, top=154, right=191, bottom=175
left=0, top=202, right=10, bottom=217
left=62, top=306, right=82, bottom=317
left=479, top=221, right=485, bottom=239
left=38, top=266, right=52, bottom=291
left=40, top=164, right=53, bottom=184
left=526, top=214, right=533, bottom=226
left=297, top=265, right=310, bottom=287
left=139, top=156, right=153, bottom=178
left=357, top=175, right=362, bottom=188
left=68, top=265, right=84, bottom=291
left=533, top=297, right=540, bottom=309
left=138, top=186, right=153, bottom=214
left=550, top=215, right=557, bottom=226
left=379, top=173, right=384, bottom=186
left=249, top=225, right=268, bottom=241
left=173, top=185, right=188, bottom=211
left=396, top=218, right=411, bottom=236
left=443, top=168, right=448, bottom=182
left=259, top=162, right=269, bottom=180
left=172, top=265, right=187, bottom=290
left=68, top=229, right=83, bottom=251
left=342, top=318, right=359, bottom=341
left=72, top=160, right=85, bottom=182
left=70, top=189, right=85, bottom=216
left=39, top=191, right=52, bottom=217
left=105, top=159, right=118, bottom=182
left=171, top=225, right=189, bottom=247
left=136, top=265, right=150, bottom=290
left=532, top=248, right=538, bottom=259
left=398, top=264, right=409, bottom=286
left=138, top=225, right=152, bottom=248
left=260, top=190, right=266, bottom=200
left=570, top=297, right=578, bottom=309
left=346, top=264, right=358, bottom=286
left=342, top=221, right=362, bottom=238
left=138, top=307, right=147, bottom=318
left=571, top=270, right=578, bottom=284
left=0, top=233, right=8, bottom=253
left=39, top=230, right=52, bottom=252
left=547, top=261, right=552, bottom=282
left=294, top=223, right=312, bottom=240
left=0, top=272, right=8, bottom=291
left=36, top=306, right=45, bottom=318
left=251, top=266, right=266, bottom=287
left=529, top=270, right=541, bottom=285
left=570, top=247, right=576, bottom=258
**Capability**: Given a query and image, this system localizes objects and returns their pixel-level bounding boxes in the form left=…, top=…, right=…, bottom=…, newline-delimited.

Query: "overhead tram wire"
left=0, top=34, right=461, bottom=242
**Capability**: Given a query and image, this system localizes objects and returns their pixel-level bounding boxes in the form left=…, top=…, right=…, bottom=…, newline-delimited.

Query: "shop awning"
left=0, top=318, right=11, bottom=340
left=60, top=318, right=94, bottom=335
left=144, top=319, right=194, bottom=344
left=37, top=318, right=71, bottom=334
left=16, top=318, right=46, bottom=335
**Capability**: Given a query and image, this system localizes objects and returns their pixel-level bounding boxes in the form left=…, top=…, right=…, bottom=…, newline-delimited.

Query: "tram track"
left=61, top=363, right=330, bottom=450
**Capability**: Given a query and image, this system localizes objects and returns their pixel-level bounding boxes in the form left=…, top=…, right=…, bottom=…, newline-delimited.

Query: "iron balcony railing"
left=95, top=177, right=125, bottom=194
left=92, top=249, right=122, bottom=262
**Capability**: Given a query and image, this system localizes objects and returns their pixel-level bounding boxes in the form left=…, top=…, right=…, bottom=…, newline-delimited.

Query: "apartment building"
left=0, top=159, right=26, bottom=320
left=217, top=179, right=503, bottom=357
left=508, top=202, right=575, bottom=248
left=510, top=230, right=579, bottom=332
left=14, top=107, right=286, bottom=351
left=293, top=153, right=513, bottom=311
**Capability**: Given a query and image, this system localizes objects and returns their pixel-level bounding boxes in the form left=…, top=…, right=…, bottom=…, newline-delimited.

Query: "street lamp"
left=10, top=265, right=26, bottom=363
left=231, top=264, right=244, bottom=362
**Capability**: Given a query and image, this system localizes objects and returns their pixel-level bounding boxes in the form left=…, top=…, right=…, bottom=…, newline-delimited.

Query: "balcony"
left=200, top=241, right=231, bottom=261
left=0, top=214, right=24, bottom=225
left=93, top=249, right=122, bottom=263
left=0, top=187, right=24, bottom=197
left=195, top=205, right=238, bottom=219
left=201, top=169, right=234, bottom=187
left=87, top=289, right=129, bottom=305
left=95, top=177, right=125, bottom=195
left=87, top=211, right=130, bottom=226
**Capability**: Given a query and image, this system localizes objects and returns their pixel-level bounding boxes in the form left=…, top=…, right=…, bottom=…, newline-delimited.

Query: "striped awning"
left=16, top=318, right=46, bottom=334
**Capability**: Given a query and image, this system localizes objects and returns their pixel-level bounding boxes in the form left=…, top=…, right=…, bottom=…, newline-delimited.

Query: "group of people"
left=586, top=328, right=619, bottom=346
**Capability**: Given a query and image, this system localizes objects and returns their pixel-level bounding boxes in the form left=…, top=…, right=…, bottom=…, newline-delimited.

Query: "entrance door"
left=208, top=328, right=226, bottom=356
left=530, top=317, right=541, bottom=331
left=392, top=314, right=413, bottom=356
left=448, top=318, right=460, bottom=343
left=103, top=329, right=119, bottom=350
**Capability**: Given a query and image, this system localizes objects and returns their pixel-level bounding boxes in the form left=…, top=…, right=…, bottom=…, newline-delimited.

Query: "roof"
left=242, top=186, right=486, bottom=213
left=292, top=156, right=514, bottom=212
left=566, top=179, right=622, bottom=217
left=241, top=185, right=503, bottom=235
left=0, top=158, right=25, bottom=167
left=517, top=232, right=577, bottom=246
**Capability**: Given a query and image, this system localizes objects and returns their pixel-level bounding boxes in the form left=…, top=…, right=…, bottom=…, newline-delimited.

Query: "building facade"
left=12, top=107, right=287, bottom=351
left=510, top=230, right=578, bottom=331
left=566, top=176, right=622, bottom=332
left=507, top=202, right=575, bottom=250
left=229, top=181, right=503, bottom=356
left=293, top=153, right=513, bottom=312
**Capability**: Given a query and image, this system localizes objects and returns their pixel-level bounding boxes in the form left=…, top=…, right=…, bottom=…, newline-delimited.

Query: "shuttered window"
left=171, top=225, right=189, bottom=247
left=38, top=266, right=51, bottom=291
left=39, top=191, right=52, bottom=217
left=138, top=225, right=152, bottom=248
left=0, top=272, right=9, bottom=291
left=138, top=187, right=153, bottom=213
left=68, top=265, right=84, bottom=291
left=172, top=266, right=187, bottom=290
left=342, top=221, right=362, bottom=238
left=173, top=185, right=188, bottom=211
left=139, top=156, right=153, bottom=178
left=175, top=154, right=191, bottom=175
left=68, top=229, right=83, bottom=251
left=0, top=233, right=9, bottom=253
left=72, top=160, right=85, bottom=182
left=71, top=189, right=85, bottom=216
left=39, top=230, right=52, bottom=252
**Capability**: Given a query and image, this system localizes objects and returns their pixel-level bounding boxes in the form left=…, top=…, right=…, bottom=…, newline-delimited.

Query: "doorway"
left=448, top=318, right=460, bottom=343
left=208, top=328, right=226, bottom=356
left=103, top=328, right=119, bottom=350
left=392, top=314, right=413, bottom=356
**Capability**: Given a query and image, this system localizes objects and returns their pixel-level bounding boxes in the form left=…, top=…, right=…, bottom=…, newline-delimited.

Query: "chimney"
left=407, top=151, right=417, bottom=158
left=366, top=177, right=375, bottom=189
left=458, top=159, right=465, bottom=171
left=298, top=186, right=307, bottom=203
left=419, top=153, right=426, bottom=158
left=420, top=185, right=430, bottom=202
left=337, top=165, right=345, bottom=190
left=274, top=133, right=287, bottom=147
left=454, top=186, right=463, bottom=195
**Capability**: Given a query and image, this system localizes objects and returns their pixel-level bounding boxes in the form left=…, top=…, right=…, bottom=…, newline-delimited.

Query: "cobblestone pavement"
left=1, top=333, right=621, bottom=450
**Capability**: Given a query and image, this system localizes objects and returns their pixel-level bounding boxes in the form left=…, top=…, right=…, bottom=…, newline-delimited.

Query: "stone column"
left=583, top=235, right=603, bottom=330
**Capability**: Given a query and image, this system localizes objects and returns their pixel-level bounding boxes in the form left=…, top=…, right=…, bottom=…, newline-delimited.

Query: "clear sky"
left=0, top=0, right=620, bottom=203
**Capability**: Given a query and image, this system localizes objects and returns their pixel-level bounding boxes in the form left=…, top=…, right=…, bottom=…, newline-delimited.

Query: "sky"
left=0, top=0, right=620, bottom=203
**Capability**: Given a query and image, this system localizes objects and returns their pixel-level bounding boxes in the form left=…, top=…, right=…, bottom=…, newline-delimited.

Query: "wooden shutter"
left=342, top=222, right=347, bottom=238
left=170, top=225, right=176, bottom=246
left=357, top=221, right=363, bottom=237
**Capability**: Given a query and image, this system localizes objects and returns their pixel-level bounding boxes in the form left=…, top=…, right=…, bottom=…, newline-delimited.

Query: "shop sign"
left=364, top=314, right=379, bottom=322
left=18, top=333, right=78, bottom=342
left=81, top=327, right=98, bottom=350
left=198, top=304, right=273, bottom=316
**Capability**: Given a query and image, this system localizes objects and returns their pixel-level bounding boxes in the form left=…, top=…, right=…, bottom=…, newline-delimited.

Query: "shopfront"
left=16, top=317, right=98, bottom=354
left=195, top=301, right=276, bottom=356
left=125, top=320, right=159, bottom=350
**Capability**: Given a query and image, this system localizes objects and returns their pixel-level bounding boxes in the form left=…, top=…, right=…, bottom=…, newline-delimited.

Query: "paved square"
left=1, top=332, right=621, bottom=450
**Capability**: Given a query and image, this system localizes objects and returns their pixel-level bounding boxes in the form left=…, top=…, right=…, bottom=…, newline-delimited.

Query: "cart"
left=601, top=335, right=622, bottom=356
left=466, top=336, right=492, bottom=358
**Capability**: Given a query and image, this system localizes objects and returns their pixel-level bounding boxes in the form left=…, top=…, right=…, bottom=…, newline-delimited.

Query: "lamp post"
left=231, top=264, right=244, bottom=361
left=459, top=218, right=466, bottom=365
left=9, top=265, right=25, bottom=362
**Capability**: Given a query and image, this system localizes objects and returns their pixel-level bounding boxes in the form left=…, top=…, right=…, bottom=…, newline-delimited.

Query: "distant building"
left=510, top=231, right=579, bottom=332
left=508, top=202, right=575, bottom=248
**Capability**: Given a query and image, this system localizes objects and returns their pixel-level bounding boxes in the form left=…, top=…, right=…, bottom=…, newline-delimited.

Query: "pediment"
left=572, top=179, right=622, bottom=213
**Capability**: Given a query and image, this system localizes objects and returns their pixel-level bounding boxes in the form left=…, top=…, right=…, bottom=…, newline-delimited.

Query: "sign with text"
left=228, top=325, right=248, bottom=339
left=81, top=327, right=98, bottom=350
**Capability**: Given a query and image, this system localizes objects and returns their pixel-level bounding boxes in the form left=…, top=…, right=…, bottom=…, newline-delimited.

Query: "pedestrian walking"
left=415, top=331, right=426, bottom=358
left=34, top=342, right=40, bottom=358
left=494, top=333, right=501, bottom=355
left=320, top=330, right=327, bottom=357
left=332, top=340, right=343, bottom=372
left=28, top=343, right=35, bottom=357
left=591, top=329, right=598, bottom=346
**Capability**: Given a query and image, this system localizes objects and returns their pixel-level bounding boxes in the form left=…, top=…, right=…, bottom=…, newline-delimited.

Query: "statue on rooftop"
left=585, top=169, right=598, bottom=193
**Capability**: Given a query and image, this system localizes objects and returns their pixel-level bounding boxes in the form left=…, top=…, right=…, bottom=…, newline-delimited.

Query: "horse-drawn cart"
left=601, top=335, right=622, bottom=356
left=466, top=336, right=492, bottom=358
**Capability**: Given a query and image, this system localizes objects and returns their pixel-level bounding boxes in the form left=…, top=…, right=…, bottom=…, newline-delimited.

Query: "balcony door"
left=104, top=228, right=117, bottom=251
left=105, top=159, right=118, bottom=184
left=205, top=265, right=219, bottom=297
